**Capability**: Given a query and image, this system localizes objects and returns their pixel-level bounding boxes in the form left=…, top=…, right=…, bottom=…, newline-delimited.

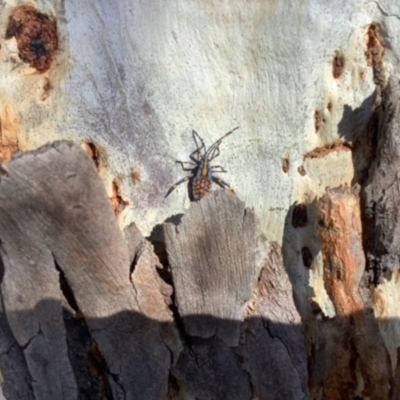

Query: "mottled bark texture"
left=363, top=76, right=400, bottom=280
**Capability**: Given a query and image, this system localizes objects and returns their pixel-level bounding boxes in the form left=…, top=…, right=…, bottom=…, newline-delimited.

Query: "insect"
left=165, top=127, right=239, bottom=201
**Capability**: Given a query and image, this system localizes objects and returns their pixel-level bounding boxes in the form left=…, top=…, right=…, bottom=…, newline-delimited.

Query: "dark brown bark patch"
left=362, top=77, right=400, bottom=279
left=5, top=4, right=58, bottom=73
left=292, top=203, right=308, bottom=228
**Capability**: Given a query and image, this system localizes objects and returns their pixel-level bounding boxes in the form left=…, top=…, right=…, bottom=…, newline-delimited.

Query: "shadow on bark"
left=0, top=300, right=313, bottom=400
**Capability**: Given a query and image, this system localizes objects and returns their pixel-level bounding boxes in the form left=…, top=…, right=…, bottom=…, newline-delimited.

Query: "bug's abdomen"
left=192, top=177, right=211, bottom=200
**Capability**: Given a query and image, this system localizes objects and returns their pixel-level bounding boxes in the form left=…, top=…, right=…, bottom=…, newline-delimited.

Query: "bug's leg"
left=209, top=145, right=221, bottom=160
left=211, top=176, right=234, bottom=192
left=190, top=130, right=206, bottom=162
left=165, top=176, right=190, bottom=197
left=208, top=126, right=239, bottom=161
left=176, top=160, right=198, bottom=171
left=210, top=165, right=227, bottom=173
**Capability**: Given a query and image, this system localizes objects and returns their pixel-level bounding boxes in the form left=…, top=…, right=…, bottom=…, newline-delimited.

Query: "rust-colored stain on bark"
left=0, top=144, right=19, bottom=163
left=332, top=53, right=345, bottom=79
left=292, top=203, right=308, bottom=228
left=315, top=110, right=323, bottom=132
left=304, top=142, right=352, bottom=160
left=5, top=4, right=58, bottom=73
left=366, top=23, right=384, bottom=68
left=0, top=105, right=21, bottom=163
left=110, top=179, right=129, bottom=216
left=281, top=158, right=290, bottom=173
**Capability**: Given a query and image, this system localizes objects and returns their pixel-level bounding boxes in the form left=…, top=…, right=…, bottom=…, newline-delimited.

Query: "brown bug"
left=165, top=127, right=238, bottom=201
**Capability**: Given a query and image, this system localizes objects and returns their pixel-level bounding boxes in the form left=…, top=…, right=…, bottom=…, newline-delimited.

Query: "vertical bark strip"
left=363, top=77, right=400, bottom=280
left=316, top=185, right=391, bottom=400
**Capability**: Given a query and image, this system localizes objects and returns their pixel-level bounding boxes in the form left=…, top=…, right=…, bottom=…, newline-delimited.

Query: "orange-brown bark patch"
left=317, top=185, right=365, bottom=323
left=110, top=179, right=129, bottom=216
left=304, top=142, right=352, bottom=160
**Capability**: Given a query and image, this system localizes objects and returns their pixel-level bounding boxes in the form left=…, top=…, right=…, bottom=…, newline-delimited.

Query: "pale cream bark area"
left=1, top=0, right=395, bottom=236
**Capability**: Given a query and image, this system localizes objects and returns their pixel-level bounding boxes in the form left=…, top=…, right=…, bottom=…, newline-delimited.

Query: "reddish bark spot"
left=84, top=141, right=104, bottom=171
left=110, top=179, right=129, bottom=216
left=5, top=5, right=58, bottom=73
left=315, top=110, right=323, bottom=132
left=110, top=179, right=129, bottom=215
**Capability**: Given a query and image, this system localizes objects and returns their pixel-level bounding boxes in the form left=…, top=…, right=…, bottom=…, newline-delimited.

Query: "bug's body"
left=165, top=127, right=238, bottom=201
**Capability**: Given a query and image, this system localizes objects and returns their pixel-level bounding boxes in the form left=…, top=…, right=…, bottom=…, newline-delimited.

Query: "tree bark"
left=1, top=1, right=400, bottom=400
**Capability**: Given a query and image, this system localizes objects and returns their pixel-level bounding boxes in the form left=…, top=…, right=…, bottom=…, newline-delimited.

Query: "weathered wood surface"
left=363, top=76, right=400, bottom=278
left=164, top=191, right=267, bottom=346
left=164, top=191, right=308, bottom=399
left=0, top=141, right=179, bottom=400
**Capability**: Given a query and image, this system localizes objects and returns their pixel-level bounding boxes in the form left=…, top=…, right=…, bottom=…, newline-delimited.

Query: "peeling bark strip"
left=317, top=186, right=365, bottom=320
left=315, top=185, right=391, bottom=399
left=164, top=190, right=266, bottom=346
left=363, top=77, right=400, bottom=280
left=0, top=141, right=179, bottom=400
